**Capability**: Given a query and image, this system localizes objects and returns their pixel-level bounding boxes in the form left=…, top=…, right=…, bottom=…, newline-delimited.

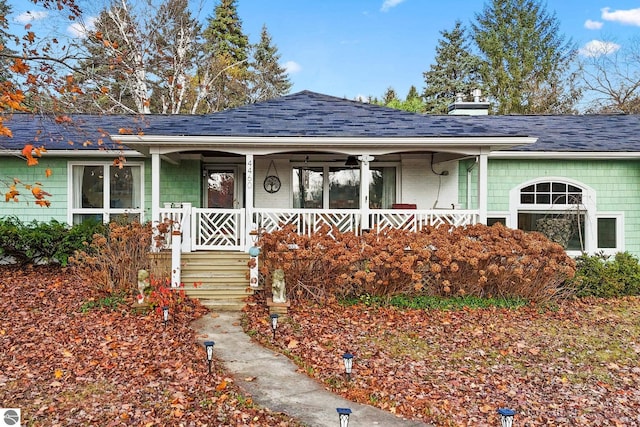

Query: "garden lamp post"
left=270, top=313, right=279, bottom=340
left=342, top=352, right=354, bottom=381
left=336, top=407, right=351, bottom=427
left=498, top=408, right=516, bottom=427
left=162, top=305, right=169, bottom=328
left=204, top=341, right=215, bottom=374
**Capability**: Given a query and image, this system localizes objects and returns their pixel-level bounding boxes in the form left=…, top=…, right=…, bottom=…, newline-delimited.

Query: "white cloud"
left=579, top=40, right=621, bottom=57
left=584, top=19, right=603, bottom=30
left=67, top=16, right=97, bottom=38
left=14, top=10, right=48, bottom=24
left=284, top=61, right=302, bottom=74
left=601, top=7, right=640, bottom=26
left=380, top=0, right=405, bottom=12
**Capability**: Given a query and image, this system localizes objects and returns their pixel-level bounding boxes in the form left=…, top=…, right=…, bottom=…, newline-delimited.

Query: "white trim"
left=487, top=212, right=511, bottom=227
left=509, top=177, right=597, bottom=253
left=595, top=212, right=625, bottom=255
left=67, top=160, right=145, bottom=225
left=490, top=151, right=640, bottom=160
left=1, top=149, right=144, bottom=157
left=114, top=135, right=537, bottom=157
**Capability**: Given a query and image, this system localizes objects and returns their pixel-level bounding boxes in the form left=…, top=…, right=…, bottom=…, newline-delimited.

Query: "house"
left=1, top=91, right=639, bottom=263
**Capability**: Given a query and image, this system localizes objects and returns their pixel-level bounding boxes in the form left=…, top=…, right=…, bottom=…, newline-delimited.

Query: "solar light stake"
left=336, top=407, right=351, bottom=427
left=270, top=313, right=279, bottom=340
left=498, top=408, right=516, bottom=427
left=204, top=341, right=215, bottom=374
left=162, top=305, right=169, bottom=327
left=342, top=352, right=354, bottom=381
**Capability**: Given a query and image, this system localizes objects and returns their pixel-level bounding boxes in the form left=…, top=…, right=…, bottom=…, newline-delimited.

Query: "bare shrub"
left=71, top=221, right=153, bottom=295
left=259, top=223, right=576, bottom=304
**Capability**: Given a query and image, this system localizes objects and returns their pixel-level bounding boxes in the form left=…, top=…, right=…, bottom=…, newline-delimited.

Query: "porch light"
left=204, top=340, right=215, bottom=374
left=162, top=305, right=169, bottom=328
left=270, top=313, right=279, bottom=340
left=497, top=408, right=516, bottom=427
left=344, top=156, right=359, bottom=167
left=342, top=352, right=354, bottom=381
left=336, top=407, right=352, bottom=427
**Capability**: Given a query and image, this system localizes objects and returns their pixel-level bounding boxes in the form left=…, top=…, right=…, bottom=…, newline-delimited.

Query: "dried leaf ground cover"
left=0, top=267, right=301, bottom=426
left=245, top=295, right=640, bottom=426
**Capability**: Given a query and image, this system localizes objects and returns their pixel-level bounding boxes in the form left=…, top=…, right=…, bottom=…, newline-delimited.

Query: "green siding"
left=459, top=158, right=640, bottom=256
left=159, top=158, right=201, bottom=207
left=0, top=157, right=68, bottom=222
left=2, top=157, right=203, bottom=225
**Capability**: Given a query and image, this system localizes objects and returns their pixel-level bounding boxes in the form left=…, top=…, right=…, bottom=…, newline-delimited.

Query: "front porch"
left=157, top=205, right=480, bottom=252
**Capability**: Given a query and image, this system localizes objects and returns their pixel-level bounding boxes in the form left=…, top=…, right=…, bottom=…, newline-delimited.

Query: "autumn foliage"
left=259, top=223, right=575, bottom=304
left=0, top=267, right=301, bottom=426
left=245, top=294, right=640, bottom=426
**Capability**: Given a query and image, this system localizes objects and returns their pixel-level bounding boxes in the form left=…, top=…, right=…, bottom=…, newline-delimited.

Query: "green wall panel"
left=458, top=158, right=640, bottom=256
left=0, top=157, right=68, bottom=223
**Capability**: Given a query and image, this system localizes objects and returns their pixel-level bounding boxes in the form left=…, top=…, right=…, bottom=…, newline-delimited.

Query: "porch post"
left=359, top=155, right=373, bottom=232
left=477, top=149, right=488, bottom=224
left=151, top=149, right=161, bottom=227
left=245, top=154, right=254, bottom=250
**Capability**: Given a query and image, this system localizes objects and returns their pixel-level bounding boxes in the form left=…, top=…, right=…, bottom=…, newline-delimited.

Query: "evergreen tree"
left=248, top=25, right=292, bottom=103
left=471, top=0, right=578, bottom=114
left=201, top=0, right=250, bottom=111
left=382, top=87, right=398, bottom=105
left=422, top=21, right=482, bottom=114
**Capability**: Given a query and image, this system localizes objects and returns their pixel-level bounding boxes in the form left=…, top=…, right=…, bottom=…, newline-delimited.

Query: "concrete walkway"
left=193, top=311, right=431, bottom=427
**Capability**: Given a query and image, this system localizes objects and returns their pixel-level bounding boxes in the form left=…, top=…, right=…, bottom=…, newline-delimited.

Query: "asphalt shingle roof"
left=0, top=90, right=639, bottom=152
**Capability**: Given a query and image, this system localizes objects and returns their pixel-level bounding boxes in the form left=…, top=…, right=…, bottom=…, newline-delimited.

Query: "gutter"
left=490, top=151, right=640, bottom=160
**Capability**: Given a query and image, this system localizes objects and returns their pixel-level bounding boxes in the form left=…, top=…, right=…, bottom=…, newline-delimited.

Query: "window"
left=518, top=211, right=585, bottom=251
left=597, top=217, right=616, bottom=248
left=69, top=162, right=144, bottom=224
left=596, top=213, right=624, bottom=253
left=510, top=178, right=623, bottom=255
left=293, top=165, right=396, bottom=209
left=520, top=181, right=582, bottom=205
left=487, top=217, right=506, bottom=227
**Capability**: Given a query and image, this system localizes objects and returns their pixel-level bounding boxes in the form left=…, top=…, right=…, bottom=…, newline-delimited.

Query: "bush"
left=70, top=221, right=153, bottom=295
left=0, top=216, right=104, bottom=266
left=259, top=223, right=576, bottom=304
left=570, top=251, right=640, bottom=297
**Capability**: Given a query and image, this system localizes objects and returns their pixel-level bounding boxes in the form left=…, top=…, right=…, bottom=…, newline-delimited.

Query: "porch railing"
left=156, top=206, right=479, bottom=251
left=192, top=208, right=245, bottom=251
left=252, top=208, right=479, bottom=235
left=253, top=208, right=360, bottom=237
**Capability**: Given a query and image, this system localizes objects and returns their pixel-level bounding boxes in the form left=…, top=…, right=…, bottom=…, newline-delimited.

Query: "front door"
left=206, top=169, right=237, bottom=208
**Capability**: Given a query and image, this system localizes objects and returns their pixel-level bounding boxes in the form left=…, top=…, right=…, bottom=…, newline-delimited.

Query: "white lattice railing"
left=253, top=208, right=361, bottom=237
left=253, top=208, right=478, bottom=236
left=371, top=209, right=478, bottom=232
left=192, top=208, right=245, bottom=250
left=157, top=204, right=191, bottom=251
left=156, top=206, right=479, bottom=251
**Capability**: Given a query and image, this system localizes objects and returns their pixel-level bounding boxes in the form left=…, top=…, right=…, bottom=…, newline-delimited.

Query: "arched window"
left=509, top=178, right=622, bottom=254
left=519, top=181, right=582, bottom=205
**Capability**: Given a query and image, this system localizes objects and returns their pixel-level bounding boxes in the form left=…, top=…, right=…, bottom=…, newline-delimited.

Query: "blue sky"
left=6, top=0, right=640, bottom=101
